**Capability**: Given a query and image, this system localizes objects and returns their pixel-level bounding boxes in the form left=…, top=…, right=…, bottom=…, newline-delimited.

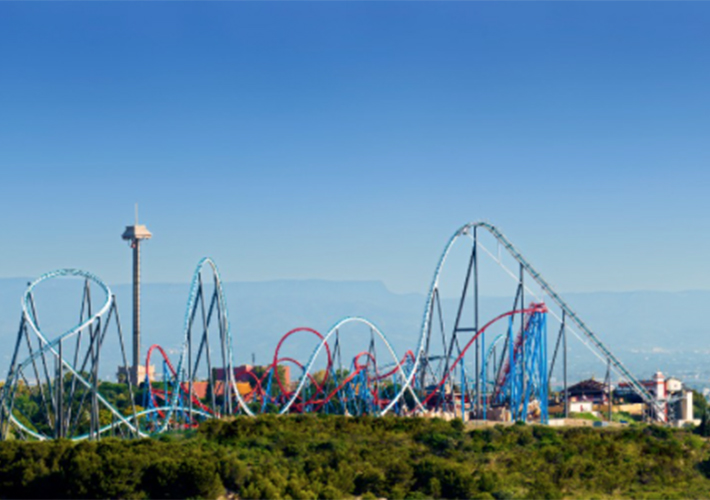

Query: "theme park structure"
left=0, top=222, right=665, bottom=440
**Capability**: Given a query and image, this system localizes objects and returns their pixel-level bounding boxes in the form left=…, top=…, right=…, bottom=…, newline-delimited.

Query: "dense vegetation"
left=7, top=379, right=152, bottom=438
left=2, top=416, right=710, bottom=499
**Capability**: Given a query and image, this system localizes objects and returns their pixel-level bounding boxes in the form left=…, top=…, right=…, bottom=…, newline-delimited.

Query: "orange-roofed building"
left=212, top=365, right=291, bottom=389
left=190, top=380, right=252, bottom=400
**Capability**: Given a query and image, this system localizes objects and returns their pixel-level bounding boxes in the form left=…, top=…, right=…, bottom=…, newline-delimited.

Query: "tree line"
left=2, top=415, right=710, bottom=499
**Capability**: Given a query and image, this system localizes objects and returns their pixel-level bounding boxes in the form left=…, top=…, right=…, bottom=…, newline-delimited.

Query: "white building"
left=567, top=400, right=594, bottom=414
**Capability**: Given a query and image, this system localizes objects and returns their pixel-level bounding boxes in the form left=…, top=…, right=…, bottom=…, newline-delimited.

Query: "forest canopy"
left=1, top=416, right=710, bottom=499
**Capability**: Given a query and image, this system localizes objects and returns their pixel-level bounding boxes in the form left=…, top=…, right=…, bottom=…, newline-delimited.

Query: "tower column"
left=133, top=240, right=141, bottom=370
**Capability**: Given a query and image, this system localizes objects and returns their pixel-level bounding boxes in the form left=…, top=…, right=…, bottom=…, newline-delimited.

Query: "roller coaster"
left=0, top=222, right=665, bottom=440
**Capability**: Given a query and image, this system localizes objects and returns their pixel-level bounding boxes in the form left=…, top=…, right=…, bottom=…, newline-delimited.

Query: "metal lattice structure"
left=491, top=304, right=549, bottom=423
left=381, top=222, right=664, bottom=422
left=0, top=270, right=142, bottom=440
left=140, top=257, right=252, bottom=430
left=0, top=221, right=664, bottom=440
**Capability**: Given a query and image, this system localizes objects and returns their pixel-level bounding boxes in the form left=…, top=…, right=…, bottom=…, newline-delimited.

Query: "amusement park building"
left=117, top=364, right=156, bottom=385
left=212, top=365, right=292, bottom=389
left=190, top=380, right=252, bottom=399
left=563, top=372, right=695, bottom=425
left=615, top=371, right=667, bottom=400
left=183, top=366, right=295, bottom=401
left=614, top=372, right=695, bottom=425
left=566, top=378, right=611, bottom=404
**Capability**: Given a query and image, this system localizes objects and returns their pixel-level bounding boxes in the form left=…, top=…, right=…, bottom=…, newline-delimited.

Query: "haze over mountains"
left=1, top=278, right=709, bottom=388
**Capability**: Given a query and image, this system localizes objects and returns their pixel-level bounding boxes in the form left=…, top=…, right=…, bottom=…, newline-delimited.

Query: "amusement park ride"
left=0, top=221, right=667, bottom=441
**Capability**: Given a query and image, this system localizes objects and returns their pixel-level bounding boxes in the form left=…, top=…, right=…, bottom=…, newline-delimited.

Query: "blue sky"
left=0, top=2, right=708, bottom=294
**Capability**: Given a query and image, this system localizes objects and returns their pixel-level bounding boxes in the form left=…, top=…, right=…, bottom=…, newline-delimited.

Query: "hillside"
left=1, top=417, right=710, bottom=499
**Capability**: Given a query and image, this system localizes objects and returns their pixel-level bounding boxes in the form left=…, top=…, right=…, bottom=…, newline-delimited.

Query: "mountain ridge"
left=1, top=278, right=708, bottom=386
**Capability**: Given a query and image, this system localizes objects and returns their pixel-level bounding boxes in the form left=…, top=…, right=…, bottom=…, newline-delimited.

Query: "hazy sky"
left=0, top=2, right=708, bottom=295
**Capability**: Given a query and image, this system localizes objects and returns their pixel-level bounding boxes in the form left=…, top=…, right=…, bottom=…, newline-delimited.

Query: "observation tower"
left=117, top=206, right=155, bottom=385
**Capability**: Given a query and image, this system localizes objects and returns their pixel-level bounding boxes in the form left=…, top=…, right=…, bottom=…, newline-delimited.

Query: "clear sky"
left=0, top=2, right=708, bottom=295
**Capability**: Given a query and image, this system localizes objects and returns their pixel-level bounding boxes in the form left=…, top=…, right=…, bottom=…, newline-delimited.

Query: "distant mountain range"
left=2, top=278, right=709, bottom=387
